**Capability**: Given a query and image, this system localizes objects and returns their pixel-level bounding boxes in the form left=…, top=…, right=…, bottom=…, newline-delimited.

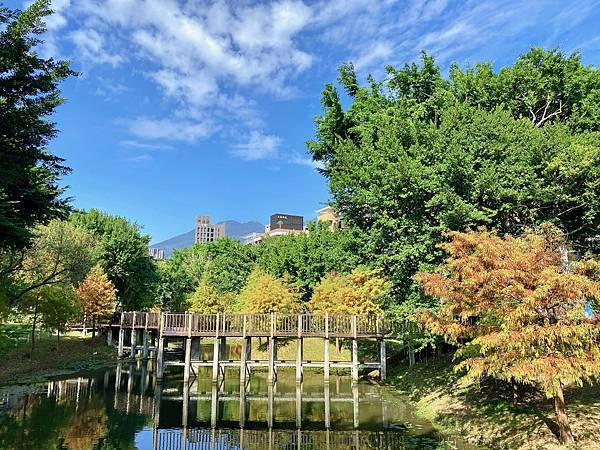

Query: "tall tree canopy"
left=0, top=0, right=76, bottom=248
left=308, top=49, right=600, bottom=312
left=70, top=209, right=156, bottom=311
left=256, top=222, right=363, bottom=301
left=416, top=227, right=600, bottom=444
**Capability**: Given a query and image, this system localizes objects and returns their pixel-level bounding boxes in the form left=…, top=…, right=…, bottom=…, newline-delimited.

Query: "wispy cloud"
left=231, top=131, right=281, bottom=161
left=120, top=140, right=176, bottom=151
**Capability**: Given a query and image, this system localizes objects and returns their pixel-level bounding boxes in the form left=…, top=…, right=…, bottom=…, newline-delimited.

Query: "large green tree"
left=70, top=209, right=157, bottom=311
left=256, top=222, right=363, bottom=301
left=0, top=0, right=76, bottom=249
left=308, top=49, right=600, bottom=314
left=156, top=238, right=255, bottom=311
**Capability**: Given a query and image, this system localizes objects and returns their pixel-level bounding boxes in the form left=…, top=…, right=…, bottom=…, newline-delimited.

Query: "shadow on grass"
left=387, top=355, right=600, bottom=449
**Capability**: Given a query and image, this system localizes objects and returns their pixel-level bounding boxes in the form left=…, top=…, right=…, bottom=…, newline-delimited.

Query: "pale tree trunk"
left=29, top=303, right=39, bottom=358
left=554, top=383, right=575, bottom=444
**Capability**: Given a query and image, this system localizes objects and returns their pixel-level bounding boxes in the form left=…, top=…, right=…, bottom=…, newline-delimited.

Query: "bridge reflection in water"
left=41, top=361, right=461, bottom=450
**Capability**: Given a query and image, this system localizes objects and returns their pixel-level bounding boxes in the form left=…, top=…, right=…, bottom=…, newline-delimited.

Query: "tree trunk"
left=554, top=383, right=575, bottom=444
left=511, top=378, right=519, bottom=407
left=335, top=338, right=341, bottom=354
left=29, top=303, right=39, bottom=358
left=56, top=329, right=60, bottom=351
left=92, top=316, right=96, bottom=342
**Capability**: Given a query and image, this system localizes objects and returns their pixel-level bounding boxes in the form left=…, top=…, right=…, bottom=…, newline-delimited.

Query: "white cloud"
left=287, top=153, right=324, bottom=170
left=70, top=28, right=124, bottom=66
left=128, top=117, right=217, bottom=142
left=120, top=140, right=176, bottom=151
left=231, top=131, right=281, bottom=161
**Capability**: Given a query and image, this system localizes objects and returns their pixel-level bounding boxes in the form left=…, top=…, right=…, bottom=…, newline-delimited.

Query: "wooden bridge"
left=104, top=312, right=391, bottom=384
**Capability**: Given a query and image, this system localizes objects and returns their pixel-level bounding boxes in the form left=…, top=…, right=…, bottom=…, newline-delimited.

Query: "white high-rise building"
left=195, top=215, right=225, bottom=244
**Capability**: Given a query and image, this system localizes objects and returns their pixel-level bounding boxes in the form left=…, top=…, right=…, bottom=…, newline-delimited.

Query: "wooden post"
left=352, top=383, right=359, bottom=429
left=212, top=313, right=220, bottom=384
left=324, top=312, right=330, bottom=383
left=240, top=316, right=248, bottom=385
left=295, top=383, right=302, bottom=429
left=130, top=312, right=137, bottom=359
left=184, top=315, right=192, bottom=383
left=267, top=380, right=274, bottom=428
left=107, top=327, right=113, bottom=346
left=268, top=313, right=276, bottom=383
left=379, top=339, right=387, bottom=381
left=156, top=314, right=165, bottom=381
left=210, top=383, right=218, bottom=428
left=324, top=381, right=330, bottom=429
left=118, top=313, right=124, bottom=357
left=118, top=329, right=125, bottom=357
left=351, top=315, right=358, bottom=383
left=296, top=314, right=303, bottom=383
left=142, top=330, right=148, bottom=359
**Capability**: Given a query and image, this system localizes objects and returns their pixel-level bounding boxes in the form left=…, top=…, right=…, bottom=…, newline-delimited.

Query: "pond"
left=0, top=358, right=476, bottom=449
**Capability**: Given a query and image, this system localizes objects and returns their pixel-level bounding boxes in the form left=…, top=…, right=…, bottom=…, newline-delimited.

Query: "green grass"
left=386, top=355, right=600, bottom=449
left=0, top=323, right=115, bottom=386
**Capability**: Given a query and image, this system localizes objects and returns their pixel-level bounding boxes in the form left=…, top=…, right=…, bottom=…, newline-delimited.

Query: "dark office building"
left=270, top=213, right=303, bottom=231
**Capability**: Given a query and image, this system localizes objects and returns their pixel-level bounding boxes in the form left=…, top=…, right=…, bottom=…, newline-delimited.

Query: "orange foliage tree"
left=415, top=227, right=600, bottom=445
left=76, top=266, right=117, bottom=338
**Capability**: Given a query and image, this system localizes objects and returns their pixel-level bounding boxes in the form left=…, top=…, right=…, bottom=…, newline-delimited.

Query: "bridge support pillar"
left=351, top=338, right=359, bottom=383
left=130, top=329, right=137, bottom=359
left=118, top=329, right=124, bottom=358
left=212, top=338, right=220, bottom=384
left=295, top=337, right=303, bottom=383
left=156, top=337, right=165, bottom=381
left=183, top=337, right=192, bottom=383
left=142, top=330, right=149, bottom=359
left=268, top=337, right=277, bottom=383
left=107, top=327, right=113, bottom=346
left=324, top=337, right=330, bottom=383
left=379, top=338, right=386, bottom=380
left=240, top=337, right=249, bottom=385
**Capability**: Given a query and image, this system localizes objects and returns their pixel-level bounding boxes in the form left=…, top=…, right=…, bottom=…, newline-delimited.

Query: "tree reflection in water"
left=0, top=361, right=470, bottom=449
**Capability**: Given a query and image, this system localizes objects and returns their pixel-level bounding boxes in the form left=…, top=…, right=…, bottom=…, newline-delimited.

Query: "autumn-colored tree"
left=187, top=273, right=234, bottom=314
left=416, top=227, right=600, bottom=444
left=76, top=266, right=116, bottom=339
left=309, top=268, right=387, bottom=315
left=238, top=267, right=301, bottom=314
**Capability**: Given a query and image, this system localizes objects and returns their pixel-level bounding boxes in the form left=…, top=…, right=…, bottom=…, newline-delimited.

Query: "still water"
left=0, top=358, right=474, bottom=449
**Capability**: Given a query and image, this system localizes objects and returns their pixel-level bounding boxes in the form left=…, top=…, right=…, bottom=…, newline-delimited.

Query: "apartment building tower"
left=195, top=215, right=225, bottom=244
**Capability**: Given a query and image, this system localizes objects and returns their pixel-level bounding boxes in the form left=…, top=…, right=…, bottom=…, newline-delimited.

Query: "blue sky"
left=7, top=0, right=600, bottom=243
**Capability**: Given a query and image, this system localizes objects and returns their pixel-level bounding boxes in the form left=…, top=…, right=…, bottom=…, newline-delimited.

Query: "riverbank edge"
left=0, top=333, right=117, bottom=387
left=384, top=355, right=600, bottom=450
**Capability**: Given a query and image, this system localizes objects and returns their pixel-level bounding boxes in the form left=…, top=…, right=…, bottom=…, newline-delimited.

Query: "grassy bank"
left=386, top=355, right=600, bottom=449
left=0, top=323, right=116, bottom=385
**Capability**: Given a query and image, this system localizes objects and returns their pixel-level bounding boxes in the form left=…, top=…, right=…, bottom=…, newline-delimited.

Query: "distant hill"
left=151, top=220, right=264, bottom=258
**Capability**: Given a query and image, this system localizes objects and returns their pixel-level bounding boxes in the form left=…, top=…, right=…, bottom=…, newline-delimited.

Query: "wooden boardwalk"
left=104, top=312, right=390, bottom=384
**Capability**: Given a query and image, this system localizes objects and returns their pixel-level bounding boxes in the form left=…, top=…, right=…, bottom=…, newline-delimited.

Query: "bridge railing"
left=107, top=312, right=390, bottom=337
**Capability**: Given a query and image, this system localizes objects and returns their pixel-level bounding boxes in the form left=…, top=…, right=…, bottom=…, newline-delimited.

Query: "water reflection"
left=0, top=361, right=472, bottom=449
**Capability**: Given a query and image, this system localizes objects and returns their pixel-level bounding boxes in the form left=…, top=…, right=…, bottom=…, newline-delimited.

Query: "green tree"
left=0, top=1, right=76, bottom=249
left=71, top=209, right=157, bottom=310
left=8, top=219, right=96, bottom=305
left=38, top=283, right=79, bottom=349
left=238, top=267, right=301, bottom=314
left=256, top=222, right=362, bottom=301
left=156, top=238, right=255, bottom=311
left=308, top=49, right=600, bottom=315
